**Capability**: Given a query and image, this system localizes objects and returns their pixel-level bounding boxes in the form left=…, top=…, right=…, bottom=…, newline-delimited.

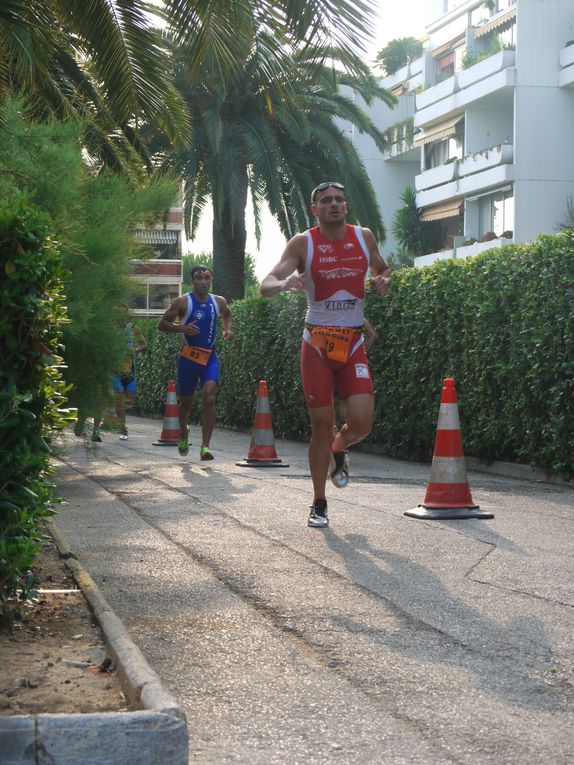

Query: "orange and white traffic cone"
left=405, top=378, right=493, bottom=520
left=153, top=380, right=181, bottom=446
left=236, top=380, right=288, bottom=467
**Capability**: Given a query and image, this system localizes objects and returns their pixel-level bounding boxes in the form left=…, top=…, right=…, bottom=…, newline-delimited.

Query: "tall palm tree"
left=0, top=0, right=192, bottom=172
left=375, top=37, right=424, bottom=77
left=151, top=42, right=396, bottom=299
left=1, top=0, right=379, bottom=173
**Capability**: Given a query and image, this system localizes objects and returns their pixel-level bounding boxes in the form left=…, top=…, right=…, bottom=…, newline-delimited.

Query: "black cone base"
left=404, top=505, right=494, bottom=520
left=235, top=459, right=288, bottom=468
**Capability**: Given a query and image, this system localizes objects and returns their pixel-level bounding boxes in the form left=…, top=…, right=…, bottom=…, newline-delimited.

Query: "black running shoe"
left=330, top=450, right=350, bottom=488
left=308, top=499, right=329, bottom=528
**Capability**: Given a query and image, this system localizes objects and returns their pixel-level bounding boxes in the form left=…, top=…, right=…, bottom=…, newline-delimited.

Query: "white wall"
left=465, top=105, right=513, bottom=154
left=513, top=0, right=574, bottom=242
left=341, top=85, right=422, bottom=257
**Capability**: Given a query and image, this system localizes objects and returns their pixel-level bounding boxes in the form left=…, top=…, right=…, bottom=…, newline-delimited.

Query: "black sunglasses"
left=311, top=182, right=345, bottom=202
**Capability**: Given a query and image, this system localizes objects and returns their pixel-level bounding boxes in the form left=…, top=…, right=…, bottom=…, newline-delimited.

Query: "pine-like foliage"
left=0, top=99, right=177, bottom=417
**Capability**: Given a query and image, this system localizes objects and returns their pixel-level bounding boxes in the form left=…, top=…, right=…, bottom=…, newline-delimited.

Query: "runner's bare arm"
left=362, top=228, right=392, bottom=295
left=260, top=235, right=307, bottom=297
left=363, top=319, right=379, bottom=353
left=157, top=296, right=199, bottom=336
left=133, top=324, right=148, bottom=352
left=214, top=295, right=233, bottom=340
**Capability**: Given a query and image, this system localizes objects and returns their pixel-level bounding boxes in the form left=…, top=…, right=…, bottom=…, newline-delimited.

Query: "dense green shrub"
left=216, top=294, right=309, bottom=437
left=132, top=320, right=180, bottom=415
left=0, top=197, right=73, bottom=619
left=367, top=234, right=574, bottom=476
left=0, top=100, right=177, bottom=421
left=135, top=233, right=574, bottom=477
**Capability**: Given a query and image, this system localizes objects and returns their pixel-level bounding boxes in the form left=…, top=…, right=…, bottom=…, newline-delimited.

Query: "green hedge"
left=0, top=197, right=73, bottom=618
left=135, top=233, right=574, bottom=478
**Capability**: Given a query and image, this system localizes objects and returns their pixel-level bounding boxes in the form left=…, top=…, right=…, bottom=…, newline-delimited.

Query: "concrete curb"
left=357, top=441, right=573, bottom=487
left=0, top=523, right=188, bottom=765
left=465, top=456, right=574, bottom=486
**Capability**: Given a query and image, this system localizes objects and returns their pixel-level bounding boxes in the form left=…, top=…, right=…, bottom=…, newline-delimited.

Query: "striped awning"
left=420, top=198, right=463, bottom=222
left=415, top=115, right=464, bottom=145
left=431, top=35, right=466, bottom=58
left=134, top=229, right=178, bottom=244
left=474, top=8, right=516, bottom=38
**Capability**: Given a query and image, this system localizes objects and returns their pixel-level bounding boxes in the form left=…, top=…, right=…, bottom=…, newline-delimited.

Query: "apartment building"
left=352, top=0, right=574, bottom=267
left=130, top=196, right=184, bottom=316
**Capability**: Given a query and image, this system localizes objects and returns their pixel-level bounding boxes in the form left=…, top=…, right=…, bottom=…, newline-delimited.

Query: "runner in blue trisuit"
left=158, top=267, right=233, bottom=459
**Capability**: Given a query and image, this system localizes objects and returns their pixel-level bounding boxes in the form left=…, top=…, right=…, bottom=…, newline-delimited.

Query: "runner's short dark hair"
left=191, top=265, right=213, bottom=279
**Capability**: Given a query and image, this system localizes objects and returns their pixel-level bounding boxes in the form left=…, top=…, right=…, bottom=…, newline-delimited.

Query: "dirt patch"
left=0, top=538, right=130, bottom=716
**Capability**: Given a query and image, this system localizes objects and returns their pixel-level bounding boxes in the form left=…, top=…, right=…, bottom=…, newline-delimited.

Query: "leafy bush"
left=131, top=320, right=180, bottom=415
left=0, top=99, right=177, bottom=421
left=0, top=197, right=73, bottom=619
left=367, top=234, right=574, bottom=476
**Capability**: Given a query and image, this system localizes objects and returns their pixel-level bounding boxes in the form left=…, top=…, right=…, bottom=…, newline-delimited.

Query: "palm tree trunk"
left=212, top=164, right=248, bottom=301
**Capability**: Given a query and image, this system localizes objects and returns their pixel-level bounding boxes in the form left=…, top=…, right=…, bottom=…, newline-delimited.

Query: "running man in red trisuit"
left=261, top=182, right=391, bottom=528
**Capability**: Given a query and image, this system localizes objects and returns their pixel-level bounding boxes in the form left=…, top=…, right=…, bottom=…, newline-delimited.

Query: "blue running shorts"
left=177, top=351, right=220, bottom=397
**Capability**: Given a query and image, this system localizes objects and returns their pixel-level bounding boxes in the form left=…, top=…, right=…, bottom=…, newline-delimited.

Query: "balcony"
left=559, top=43, right=574, bottom=88
left=458, top=143, right=513, bottom=179
left=415, top=49, right=516, bottom=125
left=413, top=249, right=455, bottom=269
left=457, top=49, right=515, bottom=90
left=416, top=143, right=514, bottom=196
left=415, top=77, right=457, bottom=111
left=132, top=260, right=182, bottom=277
left=417, top=163, right=514, bottom=209
left=455, top=236, right=512, bottom=260
left=415, top=161, right=457, bottom=192
left=414, top=236, right=513, bottom=269
left=384, top=119, right=416, bottom=160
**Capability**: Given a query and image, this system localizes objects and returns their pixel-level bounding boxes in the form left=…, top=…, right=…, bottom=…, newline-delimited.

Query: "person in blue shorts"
left=158, top=266, right=233, bottom=459
left=112, top=305, right=147, bottom=440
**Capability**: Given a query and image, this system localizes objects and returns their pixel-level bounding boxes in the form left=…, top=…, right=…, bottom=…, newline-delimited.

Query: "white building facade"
left=353, top=0, right=574, bottom=266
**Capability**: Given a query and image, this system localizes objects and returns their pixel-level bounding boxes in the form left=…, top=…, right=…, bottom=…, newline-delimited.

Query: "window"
left=149, top=284, right=180, bottom=310
left=471, top=6, right=490, bottom=26
left=424, top=132, right=463, bottom=169
left=152, top=243, right=179, bottom=260
left=497, top=0, right=516, bottom=11
left=498, top=23, right=516, bottom=48
left=436, top=52, right=455, bottom=81
left=128, top=284, right=181, bottom=312
left=478, top=189, right=514, bottom=237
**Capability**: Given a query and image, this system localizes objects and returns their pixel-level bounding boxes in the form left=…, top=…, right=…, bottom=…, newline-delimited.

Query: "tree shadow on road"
left=323, top=530, right=570, bottom=713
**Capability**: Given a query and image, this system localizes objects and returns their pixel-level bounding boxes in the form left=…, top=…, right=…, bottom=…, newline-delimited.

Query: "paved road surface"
left=54, top=418, right=574, bottom=765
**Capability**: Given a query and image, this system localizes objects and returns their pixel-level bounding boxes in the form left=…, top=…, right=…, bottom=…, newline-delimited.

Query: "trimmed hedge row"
left=135, top=232, right=574, bottom=478
left=0, top=197, right=73, bottom=617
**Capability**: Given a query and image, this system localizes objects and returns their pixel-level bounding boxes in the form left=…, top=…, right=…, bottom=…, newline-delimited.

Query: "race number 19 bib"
left=180, top=344, right=212, bottom=365
left=310, top=326, right=354, bottom=363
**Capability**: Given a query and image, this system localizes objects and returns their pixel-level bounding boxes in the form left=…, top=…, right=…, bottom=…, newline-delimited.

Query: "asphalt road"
left=53, top=417, right=574, bottom=765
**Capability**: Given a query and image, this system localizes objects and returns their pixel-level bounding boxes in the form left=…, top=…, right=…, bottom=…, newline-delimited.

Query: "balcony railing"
left=415, top=49, right=516, bottom=112
left=416, top=143, right=513, bottom=192
left=384, top=118, right=415, bottom=159
left=458, top=143, right=513, bottom=178
left=414, top=236, right=514, bottom=268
